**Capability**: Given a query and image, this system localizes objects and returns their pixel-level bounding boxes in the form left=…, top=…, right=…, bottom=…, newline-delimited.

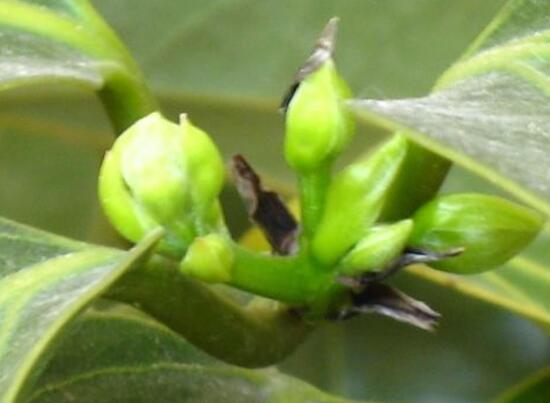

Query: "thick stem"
left=229, top=246, right=328, bottom=305
left=107, top=255, right=313, bottom=368
left=98, top=71, right=159, bottom=134
left=229, top=245, right=346, bottom=318
left=80, top=0, right=160, bottom=133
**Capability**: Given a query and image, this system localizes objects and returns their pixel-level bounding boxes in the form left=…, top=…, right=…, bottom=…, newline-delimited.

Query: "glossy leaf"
left=29, top=365, right=357, bottom=403
left=0, top=220, right=162, bottom=403
left=0, top=0, right=106, bottom=91
left=27, top=301, right=358, bottom=403
left=29, top=301, right=215, bottom=390
left=353, top=0, right=550, bottom=215
left=0, top=216, right=84, bottom=277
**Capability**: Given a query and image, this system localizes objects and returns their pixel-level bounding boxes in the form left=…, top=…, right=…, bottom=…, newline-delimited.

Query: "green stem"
left=98, top=70, right=159, bottom=133
left=299, top=166, right=331, bottom=239
left=107, top=255, right=312, bottom=368
left=76, top=0, right=160, bottom=132
left=228, top=245, right=345, bottom=317
left=229, top=246, right=324, bottom=305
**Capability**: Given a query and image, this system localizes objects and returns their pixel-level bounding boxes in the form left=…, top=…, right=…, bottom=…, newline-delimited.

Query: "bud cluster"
left=97, top=18, right=544, bottom=327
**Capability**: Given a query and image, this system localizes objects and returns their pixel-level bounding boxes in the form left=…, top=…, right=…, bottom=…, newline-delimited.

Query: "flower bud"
left=410, top=194, right=544, bottom=274
left=340, top=219, right=413, bottom=275
left=312, top=135, right=408, bottom=265
left=180, top=234, right=234, bottom=283
left=283, top=18, right=355, bottom=173
left=98, top=112, right=225, bottom=257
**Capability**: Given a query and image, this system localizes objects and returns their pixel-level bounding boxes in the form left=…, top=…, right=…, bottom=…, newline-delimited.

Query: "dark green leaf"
left=0, top=223, right=162, bottom=403
left=28, top=301, right=358, bottom=403
left=32, top=300, right=213, bottom=389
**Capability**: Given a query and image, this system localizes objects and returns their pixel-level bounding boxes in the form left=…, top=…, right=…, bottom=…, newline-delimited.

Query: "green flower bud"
left=312, top=135, right=408, bottom=265
left=410, top=194, right=544, bottom=274
left=180, top=234, right=234, bottom=284
left=284, top=18, right=355, bottom=173
left=98, top=112, right=225, bottom=257
left=340, top=219, right=413, bottom=276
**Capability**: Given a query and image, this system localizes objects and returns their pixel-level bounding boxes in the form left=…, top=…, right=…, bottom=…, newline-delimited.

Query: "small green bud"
left=410, top=194, right=544, bottom=274
left=98, top=112, right=225, bottom=257
left=340, top=219, right=413, bottom=276
left=312, top=135, right=408, bottom=265
left=180, top=234, right=234, bottom=283
left=284, top=18, right=355, bottom=173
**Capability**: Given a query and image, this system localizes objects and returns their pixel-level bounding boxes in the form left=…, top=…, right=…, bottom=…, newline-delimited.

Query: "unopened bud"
left=340, top=219, right=413, bottom=275
left=98, top=112, right=225, bottom=257
left=410, top=194, right=544, bottom=273
left=312, top=135, right=408, bottom=265
left=283, top=18, right=355, bottom=173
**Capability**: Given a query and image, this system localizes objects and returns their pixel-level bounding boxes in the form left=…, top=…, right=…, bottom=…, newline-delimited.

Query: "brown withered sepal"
left=232, top=155, right=299, bottom=255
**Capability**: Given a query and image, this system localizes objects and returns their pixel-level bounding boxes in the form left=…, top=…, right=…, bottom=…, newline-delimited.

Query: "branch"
left=106, top=255, right=313, bottom=368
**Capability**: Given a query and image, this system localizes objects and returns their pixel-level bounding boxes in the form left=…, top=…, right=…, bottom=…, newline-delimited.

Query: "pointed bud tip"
left=295, top=16, right=339, bottom=80
left=281, top=17, right=342, bottom=111
left=319, top=17, right=339, bottom=53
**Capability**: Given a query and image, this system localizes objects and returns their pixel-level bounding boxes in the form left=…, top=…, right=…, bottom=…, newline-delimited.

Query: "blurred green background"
left=0, top=1, right=548, bottom=402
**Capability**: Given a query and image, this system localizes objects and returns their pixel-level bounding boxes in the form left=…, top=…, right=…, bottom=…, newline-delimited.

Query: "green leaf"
left=0, top=216, right=84, bottom=277
left=31, top=300, right=214, bottom=388
left=494, top=367, right=550, bottom=403
left=0, top=222, right=162, bottom=403
left=27, top=301, right=357, bottom=403
left=0, top=0, right=158, bottom=131
left=353, top=0, right=550, bottom=215
left=29, top=365, right=355, bottom=403
left=0, top=0, right=105, bottom=90
left=0, top=0, right=152, bottom=92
